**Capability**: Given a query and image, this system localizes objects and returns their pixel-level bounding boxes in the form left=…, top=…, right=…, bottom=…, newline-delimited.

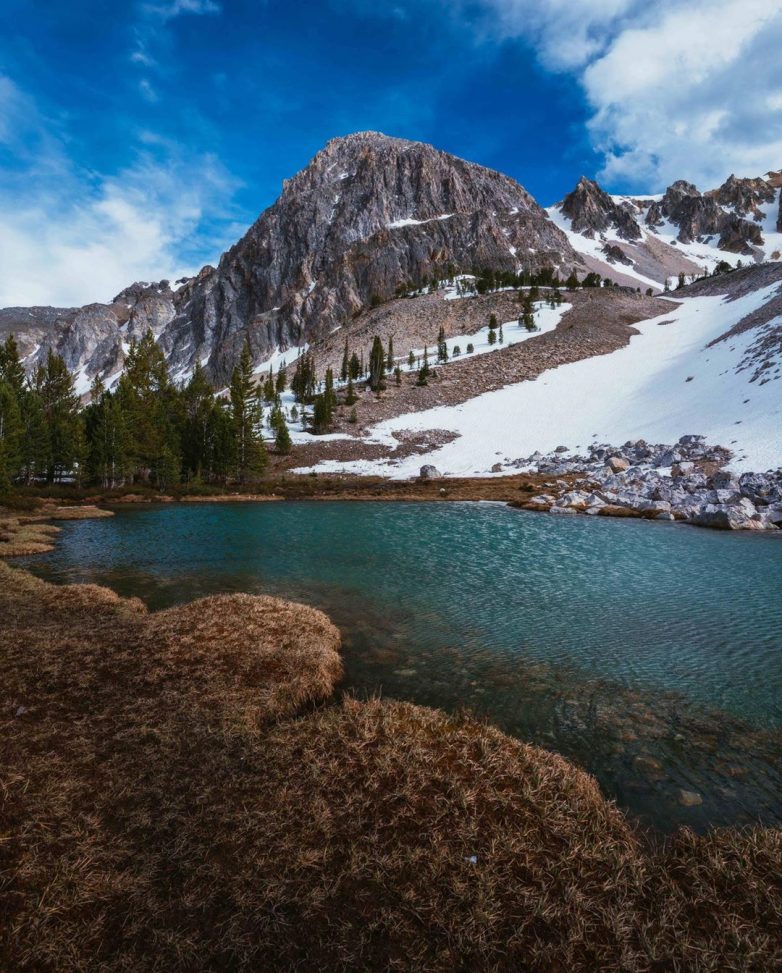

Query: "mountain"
left=548, top=171, right=782, bottom=291
left=1, top=132, right=780, bottom=394
left=1, top=132, right=582, bottom=391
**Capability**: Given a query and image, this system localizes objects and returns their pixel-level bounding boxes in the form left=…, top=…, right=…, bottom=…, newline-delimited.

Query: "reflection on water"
left=19, top=500, right=782, bottom=833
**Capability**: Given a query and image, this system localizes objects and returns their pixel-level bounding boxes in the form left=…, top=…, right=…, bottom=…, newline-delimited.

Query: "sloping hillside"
left=294, top=264, right=782, bottom=477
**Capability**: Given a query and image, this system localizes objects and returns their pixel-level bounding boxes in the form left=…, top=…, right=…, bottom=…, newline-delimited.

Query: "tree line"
left=0, top=331, right=293, bottom=493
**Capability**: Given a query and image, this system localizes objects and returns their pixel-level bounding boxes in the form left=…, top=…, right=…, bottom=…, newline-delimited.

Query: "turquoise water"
left=21, top=500, right=782, bottom=833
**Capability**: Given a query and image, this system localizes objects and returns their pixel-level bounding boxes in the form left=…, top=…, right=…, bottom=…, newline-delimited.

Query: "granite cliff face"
left=560, top=177, right=642, bottom=241
left=172, top=132, right=580, bottom=383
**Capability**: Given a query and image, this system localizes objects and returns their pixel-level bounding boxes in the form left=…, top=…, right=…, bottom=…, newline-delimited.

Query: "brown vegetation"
left=1, top=563, right=780, bottom=971
left=0, top=504, right=113, bottom=557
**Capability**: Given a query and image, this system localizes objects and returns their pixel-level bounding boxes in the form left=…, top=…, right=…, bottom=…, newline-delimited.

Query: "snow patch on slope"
left=300, top=284, right=782, bottom=478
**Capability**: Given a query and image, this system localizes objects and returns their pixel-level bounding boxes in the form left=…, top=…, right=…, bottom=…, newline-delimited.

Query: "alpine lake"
left=18, top=499, right=782, bottom=835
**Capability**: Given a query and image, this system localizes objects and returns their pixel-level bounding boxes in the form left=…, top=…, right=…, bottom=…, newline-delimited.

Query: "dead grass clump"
left=644, top=827, right=782, bottom=971
left=244, top=698, right=650, bottom=971
left=44, top=504, right=115, bottom=520
left=0, top=518, right=61, bottom=556
left=1, top=563, right=780, bottom=972
left=144, top=593, right=343, bottom=726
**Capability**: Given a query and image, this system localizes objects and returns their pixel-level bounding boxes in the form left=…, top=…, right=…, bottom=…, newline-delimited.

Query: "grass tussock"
left=1, top=563, right=780, bottom=972
left=43, top=504, right=115, bottom=520
left=0, top=503, right=113, bottom=556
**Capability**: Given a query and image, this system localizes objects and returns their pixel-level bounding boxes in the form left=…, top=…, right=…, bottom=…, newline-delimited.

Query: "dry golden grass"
left=43, top=504, right=115, bottom=520
left=0, top=504, right=113, bottom=556
left=0, top=518, right=61, bottom=556
left=1, top=563, right=780, bottom=972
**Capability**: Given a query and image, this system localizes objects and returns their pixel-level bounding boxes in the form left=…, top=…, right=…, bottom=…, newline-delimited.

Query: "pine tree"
left=416, top=346, right=430, bottom=387
left=229, top=340, right=267, bottom=483
left=85, top=376, right=130, bottom=489
left=437, top=326, right=448, bottom=363
left=17, top=388, right=49, bottom=485
left=394, top=365, right=402, bottom=386
left=349, top=352, right=360, bottom=380
left=345, top=376, right=358, bottom=405
left=0, top=378, right=22, bottom=491
left=407, top=350, right=415, bottom=369
left=36, top=349, right=83, bottom=483
left=498, top=324, right=504, bottom=344
left=0, top=335, right=26, bottom=398
left=324, top=367, right=337, bottom=411
left=274, top=412, right=292, bottom=454
left=118, top=330, right=181, bottom=487
left=276, top=365, right=287, bottom=395
left=386, top=336, right=394, bottom=371
left=369, top=336, right=386, bottom=391
left=487, top=314, right=497, bottom=346
left=311, top=392, right=334, bottom=434
left=180, top=362, right=215, bottom=482
left=291, top=351, right=317, bottom=403
left=341, top=338, right=350, bottom=382
left=262, top=368, right=276, bottom=404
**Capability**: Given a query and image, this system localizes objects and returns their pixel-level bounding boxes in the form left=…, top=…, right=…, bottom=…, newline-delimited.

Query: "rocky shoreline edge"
left=498, top=435, right=782, bottom=531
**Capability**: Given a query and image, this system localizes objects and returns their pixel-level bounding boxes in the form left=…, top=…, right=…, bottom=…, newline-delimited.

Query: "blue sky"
left=1, top=0, right=781, bottom=306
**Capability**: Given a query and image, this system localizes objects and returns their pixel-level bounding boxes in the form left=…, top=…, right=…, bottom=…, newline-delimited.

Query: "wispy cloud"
left=0, top=75, right=242, bottom=307
left=140, top=0, right=222, bottom=23
left=130, top=0, right=222, bottom=90
left=472, top=0, right=782, bottom=189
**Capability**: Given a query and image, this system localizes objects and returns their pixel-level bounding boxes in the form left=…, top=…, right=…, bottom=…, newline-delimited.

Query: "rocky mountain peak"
left=710, top=173, right=776, bottom=217
left=179, top=132, right=580, bottom=382
left=560, top=176, right=641, bottom=241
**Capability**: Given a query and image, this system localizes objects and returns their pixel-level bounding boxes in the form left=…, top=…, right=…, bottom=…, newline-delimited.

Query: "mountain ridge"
left=1, top=131, right=780, bottom=391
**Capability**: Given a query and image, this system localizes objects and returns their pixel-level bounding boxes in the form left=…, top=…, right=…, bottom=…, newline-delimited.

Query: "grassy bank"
left=2, top=471, right=566, bottom=508
left=1, top=562, right=780, bottom=971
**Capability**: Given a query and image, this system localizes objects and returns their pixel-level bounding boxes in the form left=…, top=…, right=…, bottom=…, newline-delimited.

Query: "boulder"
left=709, top=470, right=741, bottom=491
left=739, top=472, right=780, bottom=505
left=655, top=448, right=682, bottom=467
left=419, top=465, right=441, bottom=480
left=677, top=789, right=703, bottom=807
left=678, top=434, right=705, bottom=447
left=549, top=505, right=578, bottom=516
left=606, top=455, right=630, bottom=473
left=671, top=461, right=695, bottom=477
left=638, top=500, right=672, bottom=517
left=689, top=498, right=759, bottom=530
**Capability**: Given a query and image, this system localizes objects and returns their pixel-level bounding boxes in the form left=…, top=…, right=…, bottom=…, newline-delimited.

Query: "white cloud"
left=478, top=0, right=782, bottom=190
left=0, top=75, right=242, bottom=308
left=141, top=0, right=222, bottom=21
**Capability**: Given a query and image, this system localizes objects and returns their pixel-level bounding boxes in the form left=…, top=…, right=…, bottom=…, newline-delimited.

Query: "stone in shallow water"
left=677, top=789, right=703, bottom=807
